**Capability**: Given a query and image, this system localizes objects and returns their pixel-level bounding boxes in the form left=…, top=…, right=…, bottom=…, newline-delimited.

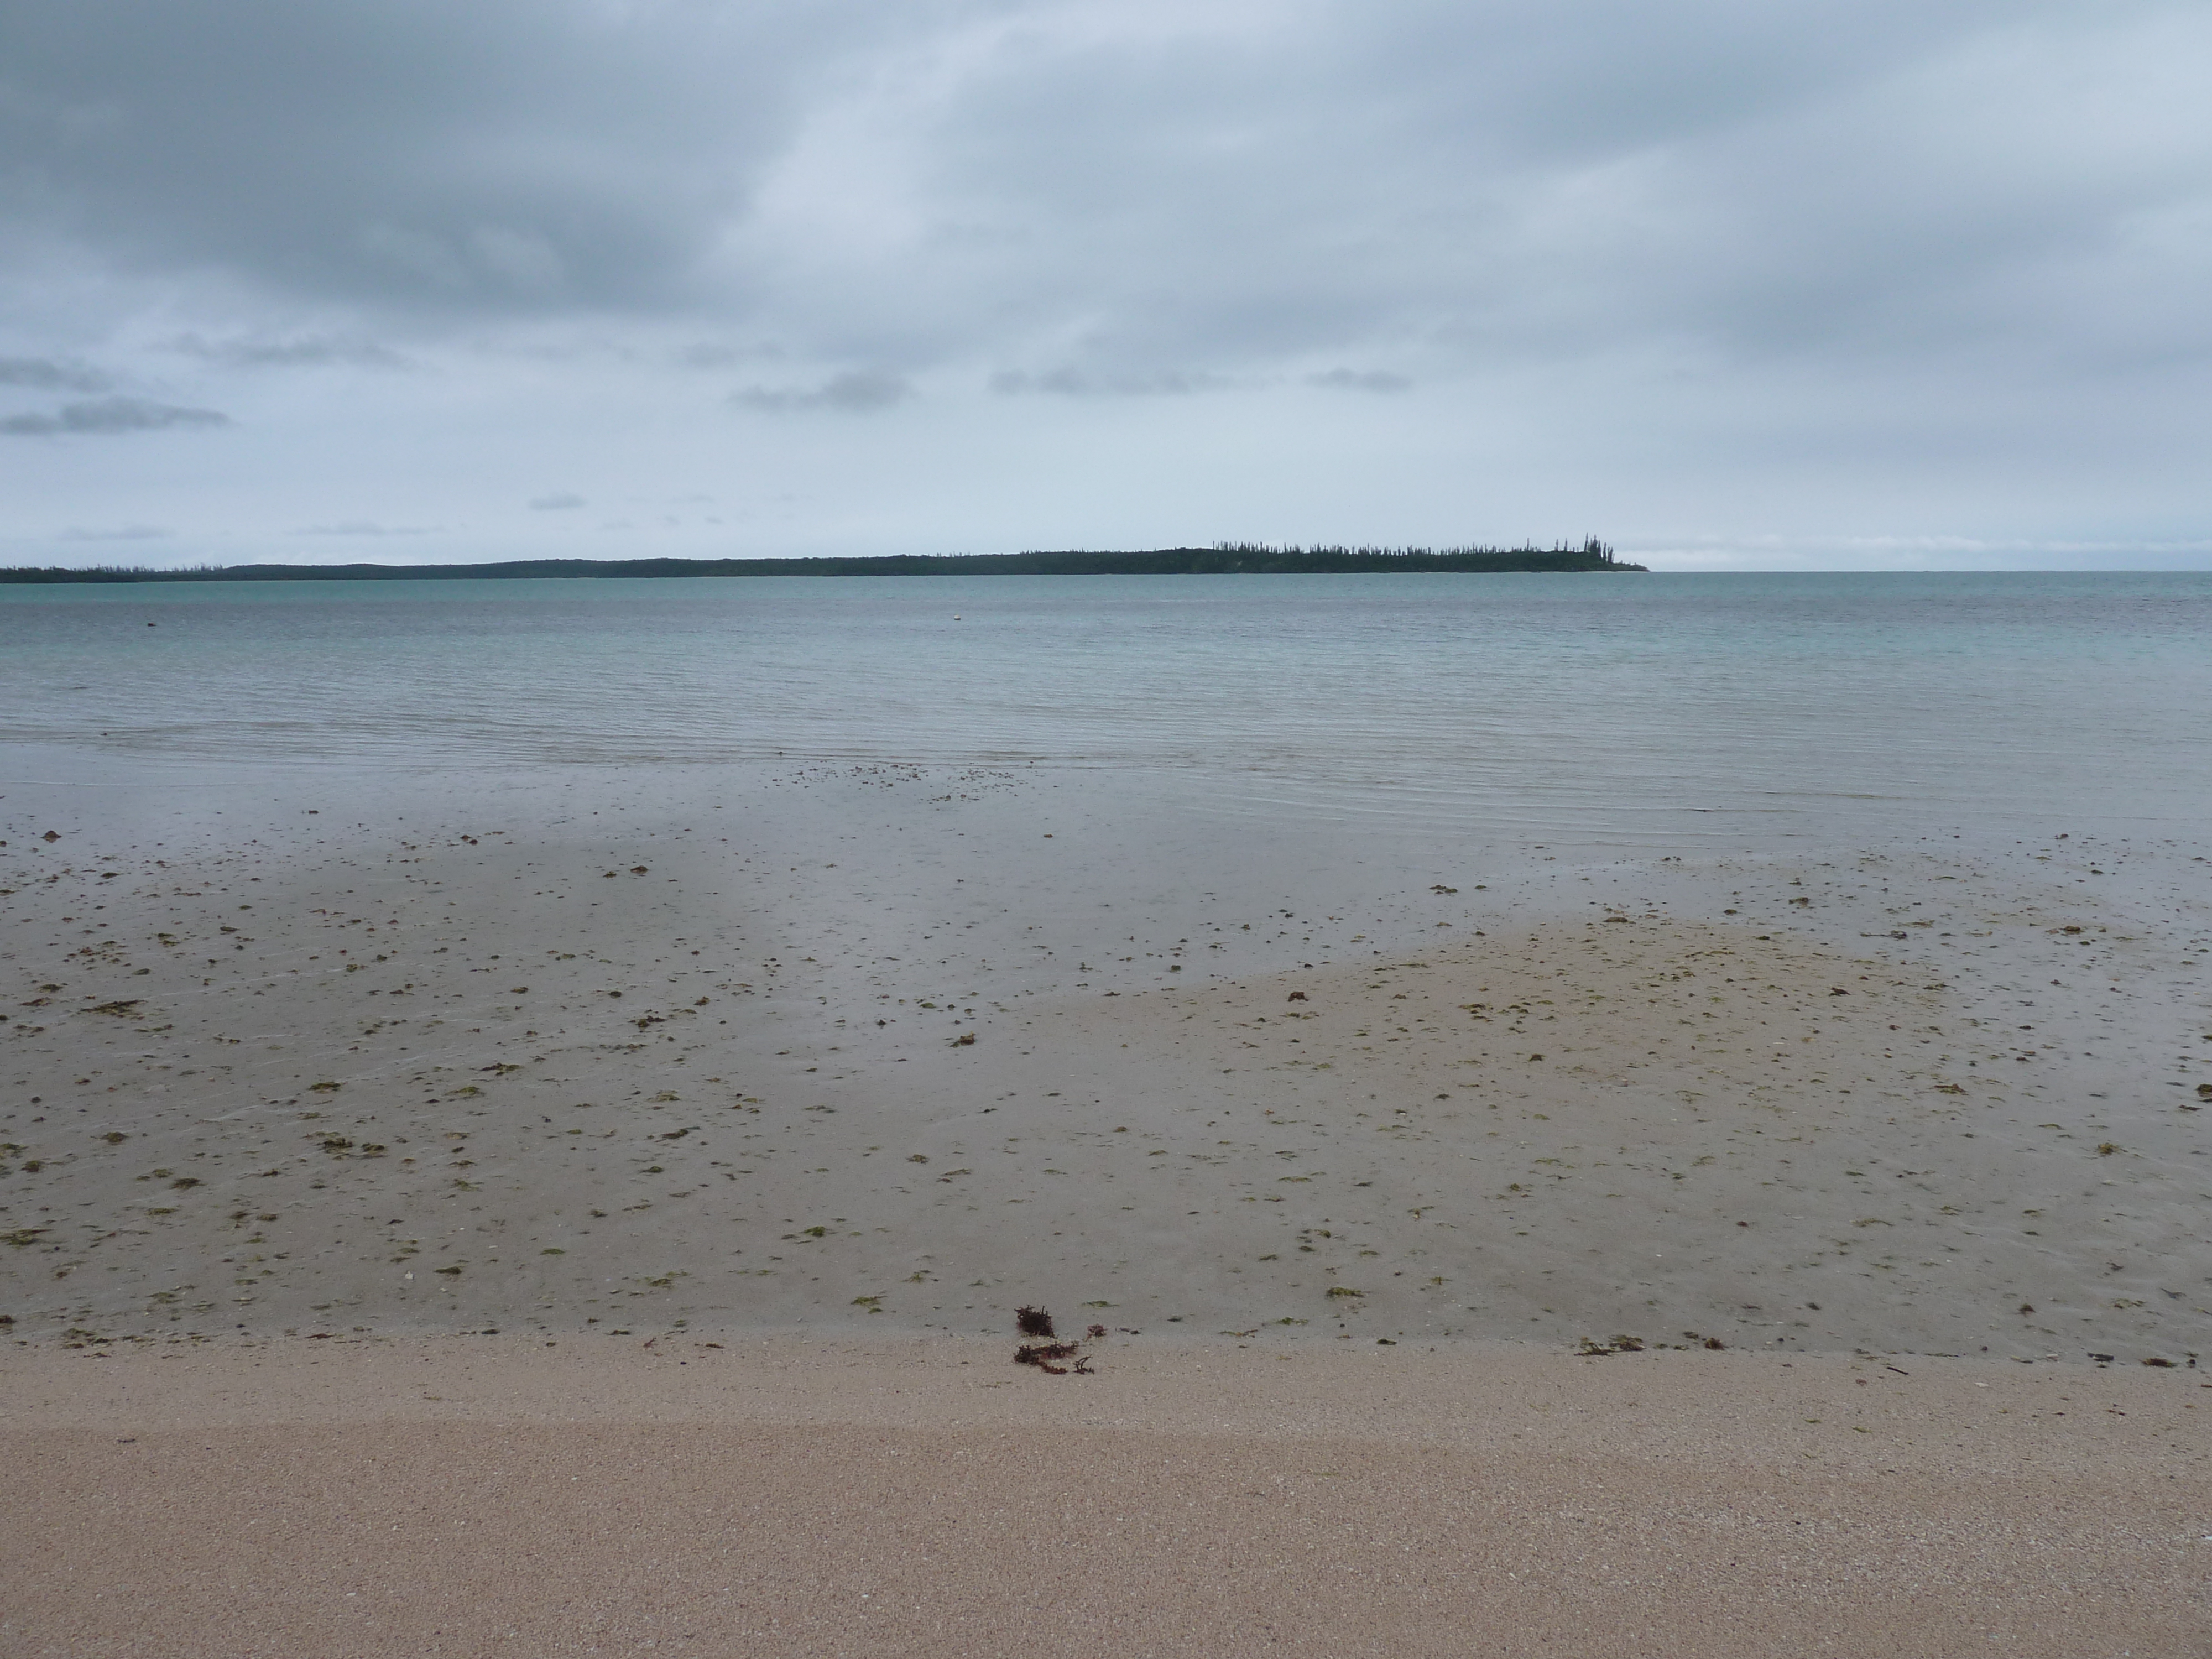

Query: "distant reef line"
left=1, top=540, right=1644, bottom=583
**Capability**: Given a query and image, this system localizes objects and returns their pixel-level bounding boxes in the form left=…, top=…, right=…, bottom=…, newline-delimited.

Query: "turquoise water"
left=3, top=571, right=2207, bottom=846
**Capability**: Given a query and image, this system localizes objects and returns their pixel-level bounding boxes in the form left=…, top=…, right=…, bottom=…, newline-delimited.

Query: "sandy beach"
left=4, top=757, right=2209, bottom=1652
left=7, top=1333, right=2210, bottom=1656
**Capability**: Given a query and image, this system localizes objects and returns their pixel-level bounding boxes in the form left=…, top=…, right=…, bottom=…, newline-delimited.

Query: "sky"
left=2, top=1, right=2209, bottom=572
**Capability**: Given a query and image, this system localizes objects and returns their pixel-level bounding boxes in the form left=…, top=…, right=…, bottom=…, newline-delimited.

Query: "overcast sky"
left=3, top=1, right=2209, bottom=570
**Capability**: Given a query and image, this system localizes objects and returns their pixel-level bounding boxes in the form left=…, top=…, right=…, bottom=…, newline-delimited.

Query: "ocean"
left=3, top=571, right=2207, bottom=851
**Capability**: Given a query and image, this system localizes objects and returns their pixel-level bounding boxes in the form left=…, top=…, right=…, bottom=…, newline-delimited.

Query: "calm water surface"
left=3, top=572, right=2206, bottom=847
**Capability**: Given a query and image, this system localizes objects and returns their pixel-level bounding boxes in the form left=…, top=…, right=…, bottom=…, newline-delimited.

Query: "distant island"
left=1, top=539, right=1644, bottom=583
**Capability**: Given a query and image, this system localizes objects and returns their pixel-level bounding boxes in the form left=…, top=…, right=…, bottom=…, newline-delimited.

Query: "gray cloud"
left=8, top=2, right=2202, bottom=376
left=290, top=521, right=434, bottom=537
left=61, top=524, right=172, bottom=541
left=732, top=370, right=911, bottom=414
left=169, top=333, right=408, bottom=369
left=0, top=1, right=873, bottom=315
left=990, top=368, right=1235, bottom=398
left=0, top=355, right=109, bottom=391
left=6, top=3, right=2200, bottom=373
left=528, top=492, right=586, bottom=510
left=0, top=397, right=229, bottom=436
left=676, top=342, right=779, bottom=370
left=1308, top=369, right=1411, bottom=394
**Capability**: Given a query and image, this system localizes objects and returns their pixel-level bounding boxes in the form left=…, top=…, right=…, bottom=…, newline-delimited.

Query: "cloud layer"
left=733, top=371, right=913, bottom=414
left=2, top=2, right=2209, bottom=566
left=0, top=397, right=229, bottom=436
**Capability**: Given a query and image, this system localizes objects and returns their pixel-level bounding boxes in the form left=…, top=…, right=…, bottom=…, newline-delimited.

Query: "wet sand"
left=3, top=757, right=2209, bottom=1652
left=3, top=759, right=2205, bottom=1358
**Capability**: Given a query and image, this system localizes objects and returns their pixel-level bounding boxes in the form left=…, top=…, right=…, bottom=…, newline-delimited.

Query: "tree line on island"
left=1, top=538, right=1643, bottom=583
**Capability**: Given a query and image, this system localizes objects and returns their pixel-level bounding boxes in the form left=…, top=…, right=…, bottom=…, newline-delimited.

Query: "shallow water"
left=4, top=571, right=2207, bottom=848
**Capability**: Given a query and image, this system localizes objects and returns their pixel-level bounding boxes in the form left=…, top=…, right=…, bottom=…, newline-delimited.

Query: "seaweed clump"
left=1013, top=1306, right=1100, bottom=1374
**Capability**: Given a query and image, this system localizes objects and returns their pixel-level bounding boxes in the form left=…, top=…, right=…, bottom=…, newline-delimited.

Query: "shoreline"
left=11, top=1324, right=2205, bottom=1447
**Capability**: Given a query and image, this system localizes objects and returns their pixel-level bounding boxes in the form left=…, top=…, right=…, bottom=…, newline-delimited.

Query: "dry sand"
left=6, top=1334, right=2210, bottom=1656
left=4, top=759, right=2209, bottom=1652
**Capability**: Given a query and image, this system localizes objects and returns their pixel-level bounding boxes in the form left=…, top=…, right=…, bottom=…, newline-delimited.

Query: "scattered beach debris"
left=1014, top=1340, right=1081, bottom=1373
left=1576, top=1334, right=1646, bottom=1355
left=1013, top=1305, right=1100, bottom=1374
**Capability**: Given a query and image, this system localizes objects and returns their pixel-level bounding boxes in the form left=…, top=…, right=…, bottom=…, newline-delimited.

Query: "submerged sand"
left=3, top=760, right=2205, bottom=1359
